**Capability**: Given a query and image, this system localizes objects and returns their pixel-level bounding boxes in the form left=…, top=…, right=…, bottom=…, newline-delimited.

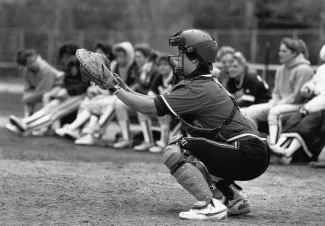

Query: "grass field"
left=0, top=92, right=325, bottom=226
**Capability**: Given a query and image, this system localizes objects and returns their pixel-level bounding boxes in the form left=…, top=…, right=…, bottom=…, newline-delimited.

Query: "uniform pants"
left=182, top=137, right=270, bottom=182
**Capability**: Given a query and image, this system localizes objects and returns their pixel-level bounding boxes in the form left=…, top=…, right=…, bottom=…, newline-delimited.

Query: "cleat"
left=179, top=198, right=227, bottom=221
left=225, top=185, right=251, bottom=216
left=226, top=197, right=251, bottom=216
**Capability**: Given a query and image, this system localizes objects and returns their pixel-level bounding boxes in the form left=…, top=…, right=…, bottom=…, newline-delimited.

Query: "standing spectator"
left=242, top=38, right=314, bottom=145
left=7, top=44, right=90, bottom=136
left=16, top=49, right=64, bottom=117
left=227, top=52, right=271, bottom=107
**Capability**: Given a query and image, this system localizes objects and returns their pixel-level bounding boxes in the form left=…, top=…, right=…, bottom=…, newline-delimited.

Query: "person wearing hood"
left=110, top=41, right=138, bottom=85
left=242, top=38, right=314, bottom=146
left=270, top=44, right=325, bottom=165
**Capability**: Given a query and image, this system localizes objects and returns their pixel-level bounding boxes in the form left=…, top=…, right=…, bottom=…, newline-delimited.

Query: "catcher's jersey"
left=154, top=73, right=262, bottom=141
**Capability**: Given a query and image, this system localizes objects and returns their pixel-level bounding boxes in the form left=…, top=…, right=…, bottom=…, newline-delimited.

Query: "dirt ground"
left=0, top=93, right=325, bottom=226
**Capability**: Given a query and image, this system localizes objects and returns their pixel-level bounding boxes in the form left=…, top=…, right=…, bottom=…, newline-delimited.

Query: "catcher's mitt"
left=76, top=49, right=117, bottom=90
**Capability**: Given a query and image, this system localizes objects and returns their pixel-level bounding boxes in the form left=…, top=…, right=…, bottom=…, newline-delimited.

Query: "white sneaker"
left=6, top=123, right=21, bottom=135
left=134, top=142, right=154, bottom=152
left=179, top=198, right=227, bottom=221
left=270, top=145, right=286, bottom=157
left=149, top=141, right=166, bottom=153
left=9, top=115, right=27, bottom=132
left=63, top=127, right=80, bottom=140
left=55, top=126, right=68, bottom=137
left=74, top=134, right=96, bottom=145
left=113, top=140, right=133, bottom=149
left=51, top=120, right=61, bottom=131
left=31, top=128, right=48, bottom=136
left=149, top=146, right=164, bottom=153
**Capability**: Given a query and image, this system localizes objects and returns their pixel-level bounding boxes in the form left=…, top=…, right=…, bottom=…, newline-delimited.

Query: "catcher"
left=76, top=29, right=270, bottom=221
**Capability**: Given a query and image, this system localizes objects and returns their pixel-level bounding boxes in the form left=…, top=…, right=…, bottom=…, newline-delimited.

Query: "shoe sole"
left=179, top=210, right=227, bottom=221
left=6, top=124, right=22, bottom=135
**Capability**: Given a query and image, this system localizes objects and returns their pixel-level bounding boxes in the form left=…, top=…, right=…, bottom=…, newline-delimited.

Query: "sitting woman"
left=242, top=38, right=314, bottom=146
left=227, top=52, right=271, bottom=107
left=270, top=45, right=325, bottom=164
left=215, top=46, right=236, bottom=88
left=113, top=43, right=159, bottom=151
left=7, top=44, right=90, bottom=136
left=55, top=42, right=114, bottom=142
left=57, top=41, right=138, bottom=145
left=148, top=54, right=174, bottom=153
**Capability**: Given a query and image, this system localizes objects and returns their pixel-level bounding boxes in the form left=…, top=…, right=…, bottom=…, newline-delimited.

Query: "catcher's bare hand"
left=114, top=74, right=132, bottom=92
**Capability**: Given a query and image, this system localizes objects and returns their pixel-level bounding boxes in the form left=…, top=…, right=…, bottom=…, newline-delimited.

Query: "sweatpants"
left=24, top=95, right=85, bottom=134
left=241, top=103, right=301, bottom=128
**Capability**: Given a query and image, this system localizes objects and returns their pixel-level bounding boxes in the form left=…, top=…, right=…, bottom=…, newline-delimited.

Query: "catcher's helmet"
left=168, top=29, right=218, bottom=77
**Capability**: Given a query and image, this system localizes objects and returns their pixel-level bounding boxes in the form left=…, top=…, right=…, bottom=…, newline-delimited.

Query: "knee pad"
left=162, top=144, right=214, bottom=205
left=162, top=144, right=184, bottom=173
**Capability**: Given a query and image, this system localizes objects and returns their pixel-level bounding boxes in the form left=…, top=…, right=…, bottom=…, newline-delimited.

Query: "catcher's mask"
left=168, top=29, right=218, bottom=78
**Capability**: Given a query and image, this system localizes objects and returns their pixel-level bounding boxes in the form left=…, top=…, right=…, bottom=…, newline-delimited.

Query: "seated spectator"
left=242, top=38, right=314, bottom=145
left=94, top=42, right=114, bottom=61
left=148, top=54, right=174, bottom=153
left=55, top=42, right=115, bottom=144
left=6, top=44, right=90, bottom=136
left=270, top=44, right=325, bottom=164
left=113, top=43, right=159, bottom=151
left=215, top=46, right=235, bottom=88
left=227, top=52, right=271, bottom=107
left=16, top=49, right=64, bottom=117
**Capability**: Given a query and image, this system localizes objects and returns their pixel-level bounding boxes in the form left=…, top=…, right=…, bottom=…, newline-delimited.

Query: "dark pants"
left=182, top=137, right=270, bottom=182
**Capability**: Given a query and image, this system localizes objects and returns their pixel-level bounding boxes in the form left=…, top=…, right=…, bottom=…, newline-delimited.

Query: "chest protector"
left=172, top=76, right=240, bottom=142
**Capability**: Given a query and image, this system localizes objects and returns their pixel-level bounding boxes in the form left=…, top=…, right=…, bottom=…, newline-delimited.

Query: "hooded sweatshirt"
left=303, top=64, right=325, bottom=112
left=271, top=53, right=314, bottom=105
left=111, top=42, right=138, bottom=86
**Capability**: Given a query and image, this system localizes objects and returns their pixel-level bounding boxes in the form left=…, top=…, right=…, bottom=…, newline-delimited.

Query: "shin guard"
left=162, top=144, right=216, bottom=207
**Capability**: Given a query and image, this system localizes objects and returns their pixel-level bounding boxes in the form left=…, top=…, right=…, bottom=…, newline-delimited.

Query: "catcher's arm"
left=114, top=75, right=155, bottom=100
left=76, top=49, right=157, bottom=115
left=115, top=89, right=157, bottom=115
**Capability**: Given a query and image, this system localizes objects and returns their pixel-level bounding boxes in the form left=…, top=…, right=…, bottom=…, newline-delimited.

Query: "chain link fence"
left=0, top=27, right=323, bottom=83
